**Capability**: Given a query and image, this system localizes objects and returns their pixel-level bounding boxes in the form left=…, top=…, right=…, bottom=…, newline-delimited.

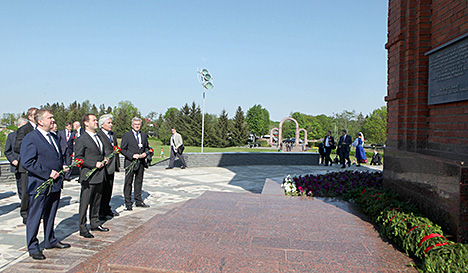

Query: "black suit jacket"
left=121, top=130, right=150, bottom=170
left=5, top=131, right=19, bottom=173
left=74, top=132, right=111, bottom=184
left=14, top=122, right=35, bottom=172
left=338, top=134, right=353, bottom=152
left=57, top=129, right=75, bottom=156
left=97, top=130, right=120, bottom=174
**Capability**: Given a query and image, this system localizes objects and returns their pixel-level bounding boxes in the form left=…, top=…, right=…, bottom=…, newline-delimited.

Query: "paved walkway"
left=0, top=164, right=416, bottom=272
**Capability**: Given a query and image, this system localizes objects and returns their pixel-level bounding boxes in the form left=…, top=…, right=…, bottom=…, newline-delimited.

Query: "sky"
left=0, top=1, right=389, bottom=122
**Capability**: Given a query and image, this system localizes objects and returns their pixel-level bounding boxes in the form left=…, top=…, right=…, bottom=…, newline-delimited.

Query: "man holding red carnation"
left=20, top=108, right=71, bottom=260
left=120, top=117, right=151, bottom=211
left=97, top=114, right=120, bottom=220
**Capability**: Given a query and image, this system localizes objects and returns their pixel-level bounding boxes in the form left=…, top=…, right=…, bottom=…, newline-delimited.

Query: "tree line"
left=1, top=100, right=387, bottom=149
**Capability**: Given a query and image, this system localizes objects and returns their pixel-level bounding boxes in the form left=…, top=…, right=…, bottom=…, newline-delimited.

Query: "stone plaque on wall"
left=427, top=33, right=468, bottom=105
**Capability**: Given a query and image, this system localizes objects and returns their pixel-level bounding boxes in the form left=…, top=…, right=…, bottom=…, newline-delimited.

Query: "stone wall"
left=152, top=152, right=320, bottom=168
left=0, top=152, right=319, bottom=183
left=385, top=0, right=468, bottom=243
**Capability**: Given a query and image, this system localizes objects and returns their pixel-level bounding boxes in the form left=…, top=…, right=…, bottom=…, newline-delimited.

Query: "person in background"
left=323, top=131, right=335, bottom=166
left=58, top=122, right=75, bottom=181
left=166, top=127, right=187, bottom=169
left=318, top=140, right=325, bottom=164
left=338, top=129, right=352, bottom=168
left=15, top=107, right=38, bottom=224
left=5, top=118, right=28, bottom=200
left=353, top=132, right=367, bottom=167
left=73, top=121, right=83, bottom=138
left=370, top=148, right=382, bottom=165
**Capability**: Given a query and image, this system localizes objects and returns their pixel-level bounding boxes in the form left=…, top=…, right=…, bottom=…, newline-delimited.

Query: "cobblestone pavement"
left=0, top=164, right=382, bottom=271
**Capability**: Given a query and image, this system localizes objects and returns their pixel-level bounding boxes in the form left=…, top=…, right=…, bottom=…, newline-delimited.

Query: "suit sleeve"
left=5, top=133, right=19, bottom=163
left=20, top=135, right=52, bottom=180
left=14, top=126, right=27, bottom=154
left=120, top=133, right=133, bottom=161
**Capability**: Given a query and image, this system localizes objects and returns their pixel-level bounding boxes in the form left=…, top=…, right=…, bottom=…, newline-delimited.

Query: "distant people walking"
left=353, top=132, right=367, bottom=167
left=323, top=131, right=335, bottom=166
left=318, top=140, right=325, bottom=164
left=370, top=149, right=382, bottom=165
left=160, top=148, right=165, bottom=158
left=166, top=127, right=187, bottom=169
left=338, top=129, right=352, bottom=168
left=121, top=117, right=151, bottom=210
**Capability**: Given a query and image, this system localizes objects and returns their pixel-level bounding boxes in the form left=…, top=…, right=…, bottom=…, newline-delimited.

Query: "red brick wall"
left=386, top=0, right=468, bottom=160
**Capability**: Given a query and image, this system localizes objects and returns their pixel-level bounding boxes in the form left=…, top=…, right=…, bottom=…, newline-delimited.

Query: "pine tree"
left=215, top=109, right=230, bottom=147
left=231, top=106, right=248, bottom=146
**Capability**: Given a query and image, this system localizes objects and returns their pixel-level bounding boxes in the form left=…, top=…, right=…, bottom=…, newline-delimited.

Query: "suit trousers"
left=15, top=172, right=22, bottom=200
left=19, top=171, right=29, bottom=221
left=100, top=173, right=114, bottom=216
left=324, top=147, right=333, bottom=165
left=124, top=164, right=144, bottom=206
left=340, top=148, right=351, bottom=166
left=27, top=191, right=60, bottom=254
left=63, top=152, right=73, bottom=180
left=79, top=183, right=102, bottom=233
left=168, top=147, right=187, bottom=168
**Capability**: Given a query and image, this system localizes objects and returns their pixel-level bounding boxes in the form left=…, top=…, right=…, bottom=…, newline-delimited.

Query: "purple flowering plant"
left=282, top=170, right=383, bottom=198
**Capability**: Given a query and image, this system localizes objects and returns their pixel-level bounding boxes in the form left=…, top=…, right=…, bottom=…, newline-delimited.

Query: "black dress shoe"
left=111, top=211, right=120, bottom=217
left=126, top=205, right=133, bottom=211
left=347, top=162, right=351, bottom=167
left=80, top=232, right=94, bottom=238
left=181, top=166, right=187, bottom=169
left=136, top=202, right=150, bottom=208
left=30, top=251, right=46, bottom=260
left=341, top=165, right=346, bottom=168
left=46, top=242, right=71, bottom=249
left=91, top=225, right=110, bottom=232
left=166, top=167, right=173, bottom=169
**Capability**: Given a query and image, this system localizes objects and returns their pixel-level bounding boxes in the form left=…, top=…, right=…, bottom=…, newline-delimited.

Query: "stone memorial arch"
left=269, top=127, right=279, bottom=145
left=278, top=117, right=307, bottom=147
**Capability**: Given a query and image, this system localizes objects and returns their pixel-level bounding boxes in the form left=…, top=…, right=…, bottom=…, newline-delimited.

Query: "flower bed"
left=282, top=171, right=468, bottom=272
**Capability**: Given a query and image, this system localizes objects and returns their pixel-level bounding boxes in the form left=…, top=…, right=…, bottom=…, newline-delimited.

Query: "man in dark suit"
left=338, top=129, right=352, bottom=168
left=323, top=130, right=335, bottom=166
left=5, top=118, right=28, bottom=200
left=20, top=108, right=71, bottom=260
left=121, top=117, right=150, bottom=211
left=14, top=107, right=38, bottom=224
left=74, top=113, right=111, bottom=238
left=57, top=121, right=75, bottom=180
left=97, top=114, right=120, bottom=220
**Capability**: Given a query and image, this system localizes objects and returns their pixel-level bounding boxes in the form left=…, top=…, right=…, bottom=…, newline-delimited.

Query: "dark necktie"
left=47, top=133, right=59, bottom=154
left=94, top=134, right=102, bottom=152
left=135, top=132, right=140, bottom=144
left=108, top=132, right=113, bottom=143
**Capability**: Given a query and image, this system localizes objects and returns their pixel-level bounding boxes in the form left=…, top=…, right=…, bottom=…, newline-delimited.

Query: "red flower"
left=149, top=148, right=154, bottom=154
left=114, top=146, right=121, bottom=154
left=74, top=158, right=84, bottom=168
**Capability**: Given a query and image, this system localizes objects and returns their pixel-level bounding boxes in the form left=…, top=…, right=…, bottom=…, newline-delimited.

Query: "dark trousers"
left=168, top=147, right=187, bottom=168
left=340, top=148, right=351, bottom=166
left=63, top=152, right=73, bottom=180
left=324, top=147, right=333, bottom=165
left=15, top=172, right=22, bottom=200
left=20, top=172, right=29, bottom=222
left=27, top=191, right=60, bottom=254
left=124, top=164, right=144, bottom=206
left=100, top=173, right=114, bottom=216
left=79, top=183, right=102, bottom=233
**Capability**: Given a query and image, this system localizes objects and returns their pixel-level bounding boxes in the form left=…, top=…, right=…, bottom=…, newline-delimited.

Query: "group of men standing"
left=4, top=108, right=152, bottom=260
left=322, top=129, right=354, bottom=168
